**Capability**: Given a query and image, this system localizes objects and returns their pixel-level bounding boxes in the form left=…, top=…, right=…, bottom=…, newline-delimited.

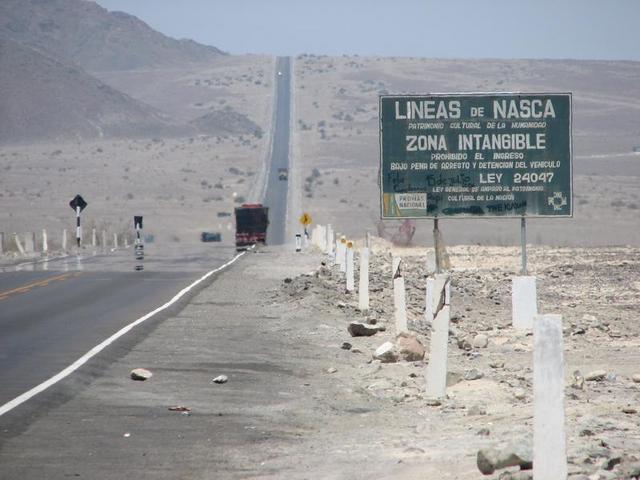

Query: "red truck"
left=234, top=203, right=269, bottom=250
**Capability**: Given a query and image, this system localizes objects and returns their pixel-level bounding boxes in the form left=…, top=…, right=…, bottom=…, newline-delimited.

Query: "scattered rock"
left=514, top=388, right=526, bottom=400
left=130, top=368, right=153, bottom=381
left=472, top=333, right=489, bottom=349
left=341, top=342, right=352, bottom=350
left=396, top=332, right=425, bottom=361
left=351, top=348, right=363, bottom=354
left=467, top=404, right=487, bottom=416
left=477, top=428, right=491, bottom=436
left=477, top=441, right=533, bottom=475
left=283, top=277, right=292, bottom=284
left=403, top=447, right=426, bottom=455
left=622, top=406, right=637, bottom=414
left=374, top=341, right=398, bottom=363
left=425, top=398, right=442, bottom=406
left=632, top=374, right=640, bottom=383
left=348, top=321, right=384, bottom=337
left=326, top=367, right=338, bottom=374
left=168, top=406, right=191, bottom=412
left=212, top=375, right=228, bottom=384
left=498, top=472, right=533, bottom=480
left=585, top=370, right=607, bottom=381
left=602, top=455, right=622, bottom=471
left=465, top=368, right=484, bottom=381
left=490, top=361, right=505, bottom=369
left=571, top=370, right=585, bottom=390
left=457, top=336, right=473, bottom=351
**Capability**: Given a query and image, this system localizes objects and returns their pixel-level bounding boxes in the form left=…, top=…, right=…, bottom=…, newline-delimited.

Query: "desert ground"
left=0, top=55, right=274, bottom=253
left=291, top=55, right=640, bottom=247
left=266, top=238, right=640, bottom=478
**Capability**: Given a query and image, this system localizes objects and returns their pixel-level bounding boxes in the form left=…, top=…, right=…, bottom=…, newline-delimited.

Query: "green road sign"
left=379, top=93, right=572, bottom=218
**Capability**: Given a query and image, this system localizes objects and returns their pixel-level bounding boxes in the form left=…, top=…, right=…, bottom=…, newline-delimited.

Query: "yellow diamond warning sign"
left=299, top=212, right=312, bottom=226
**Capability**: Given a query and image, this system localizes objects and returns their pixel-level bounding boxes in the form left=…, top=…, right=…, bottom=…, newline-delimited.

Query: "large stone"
left=631, top=374, right=640, bottom=383
left=348, top=321, right=384, bottom=337
left=472, top=333, right=489, bottom=349
left=130, top=368, right=153, bottom=381
left=465, top=368, right=484, bottom=381
left=374, top=341, right=398, bottom=363
left=212, top=375, right=228, bottom=384
left=477, top=441, right=533, bottom=475
left=395, top=332, right=425, bottom=361
left=585, top=370, right=607, bottom=381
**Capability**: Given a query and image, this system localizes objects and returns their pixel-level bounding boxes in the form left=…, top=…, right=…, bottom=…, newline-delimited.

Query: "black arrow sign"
left=69, top=194, right=88, bottom=212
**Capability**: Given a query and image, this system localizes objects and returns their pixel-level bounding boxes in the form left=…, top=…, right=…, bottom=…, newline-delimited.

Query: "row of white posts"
left=0, top=229, right=129, bottom=255
left=307, top=223, right=566, bottom=478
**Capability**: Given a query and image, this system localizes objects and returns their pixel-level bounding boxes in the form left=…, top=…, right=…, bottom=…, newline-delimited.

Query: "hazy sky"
left=95, top=0, right=640, bottom=60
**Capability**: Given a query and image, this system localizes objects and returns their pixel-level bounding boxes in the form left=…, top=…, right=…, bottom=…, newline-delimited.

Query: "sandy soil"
left=0, top=135, right=266, bottom=250
left=291, top=55, right=640, bottom=247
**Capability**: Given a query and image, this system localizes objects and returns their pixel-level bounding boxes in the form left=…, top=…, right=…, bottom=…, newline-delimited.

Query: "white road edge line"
left=0, top=249, right=248, bottom=417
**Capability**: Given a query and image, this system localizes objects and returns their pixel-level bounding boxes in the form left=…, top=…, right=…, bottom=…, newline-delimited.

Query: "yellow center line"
left=0, top=272, right=83, bottom=301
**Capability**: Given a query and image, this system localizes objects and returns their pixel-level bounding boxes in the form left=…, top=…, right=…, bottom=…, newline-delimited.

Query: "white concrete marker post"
left=92, top=228, right=97, bottom=247
left=0, top=232, right=4, bottom=255
left=345, top=242, right=355, bottom=292
left=62, top=229, right=68, bottom=251
left=295, top=233, right=302, bottom=252
left=358, top=247, right=370, bottom=312
left=326, top=224, right=333, bottom=256
left=113, top=233, right=118, bottom=249
left=14, top=233, right=25, bottom=255
left=24, top=232, right=35, bottom=253
left=425, top=275, right=451, bottom=400
left=533, top=314, right=567, bottom=479
left=425, top=277, right=435, bottom=323
left=392, top=257, right=408, bottom=334
left=512, top=276, right=538, bottom=330
left=319, top=225, right=327, bottom=252
left=102, top=230, right=107, bottom=250
left=42, top=229, right=48, bottom=253
left=338, top=237, right=347, bottom=273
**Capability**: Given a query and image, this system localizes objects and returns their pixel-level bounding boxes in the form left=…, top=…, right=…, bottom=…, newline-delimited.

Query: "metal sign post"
left=69, top=194, right=88, bottom=248
left=521, top=217, right=527, bottom=275
left=134, top=216, right=144, bottom=260
left=433, top=218, right=441, bottom=274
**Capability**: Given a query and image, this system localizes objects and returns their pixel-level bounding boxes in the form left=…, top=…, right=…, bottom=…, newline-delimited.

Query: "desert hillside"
left=0, top=0, right=224, bottom=72
left=0, top=37, right=179, bottom=144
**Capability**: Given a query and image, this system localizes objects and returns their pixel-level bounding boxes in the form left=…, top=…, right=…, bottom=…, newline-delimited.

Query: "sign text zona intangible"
left=379, top=93, right=572, bottom=219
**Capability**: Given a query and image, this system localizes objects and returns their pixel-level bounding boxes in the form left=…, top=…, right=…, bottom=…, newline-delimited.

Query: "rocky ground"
left=275, top=239, right=640, bottom=479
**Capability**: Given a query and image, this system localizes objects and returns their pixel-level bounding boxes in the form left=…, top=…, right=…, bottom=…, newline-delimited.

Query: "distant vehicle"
left=278, top=168, right=288, bottom=181
left=234, top=203, right=269, bottom=250
left=277, top=71, right=282, bottom=76
left=201, top=232, right=222, bottom=242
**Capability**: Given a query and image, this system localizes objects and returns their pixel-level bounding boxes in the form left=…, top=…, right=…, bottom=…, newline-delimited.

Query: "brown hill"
left=0, top=37, right=180, bottom=144
left=190, top=107, right=264, bottom=138
left=0, top=0, right=225, bottom=72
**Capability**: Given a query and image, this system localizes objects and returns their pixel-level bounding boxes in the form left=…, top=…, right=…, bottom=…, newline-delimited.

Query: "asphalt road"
left=264, top=56, right=291, bottom=246
left=0, top=245, right=237, bottom=409
left=0, top=59, right=291, bottom=415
